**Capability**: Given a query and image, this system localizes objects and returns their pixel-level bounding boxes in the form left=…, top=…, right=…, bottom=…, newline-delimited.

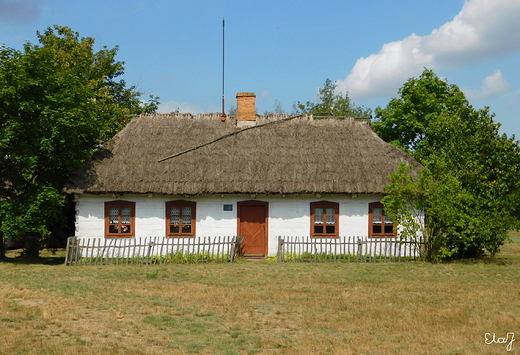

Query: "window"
left=368, top=202, right=396, bottom=237
left=166, top=201, right=196, bottom=237
left=105, top=201, right=135, bottom=238
left=310, top=201, right=339, bottom=237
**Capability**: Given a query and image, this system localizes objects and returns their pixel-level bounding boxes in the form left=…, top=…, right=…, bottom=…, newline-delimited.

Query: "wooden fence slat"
left=64, top=237, right=71, bottom=265
left=82, top=238, right=87, bottom=264
left=217, top=236, right=221, bottom=261
left=209, top=236, right=214, bottom=262
left=72, top=237, right=77, bottom=265
left=84, top=238, right=90, bottom=265
left=97, top=238, right=102, bottom=265
left=98, top=238, right=103, bottom=265
left=114, top=238, right=119, bottom=265
left=65, top=236, right=79, bottom=266
left=97, top=238, right=103, bottom=264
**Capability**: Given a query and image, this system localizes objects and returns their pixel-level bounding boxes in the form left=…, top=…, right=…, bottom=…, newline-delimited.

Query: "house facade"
left=63, top=93, right=421, bottom=257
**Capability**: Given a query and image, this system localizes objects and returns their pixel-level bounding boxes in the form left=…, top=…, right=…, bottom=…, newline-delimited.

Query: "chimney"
left=236, top=92, right=256, bottom=127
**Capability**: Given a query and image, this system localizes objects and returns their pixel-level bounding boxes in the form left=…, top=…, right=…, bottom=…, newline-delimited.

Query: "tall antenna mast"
left=221, top=18, right=226, bottom=121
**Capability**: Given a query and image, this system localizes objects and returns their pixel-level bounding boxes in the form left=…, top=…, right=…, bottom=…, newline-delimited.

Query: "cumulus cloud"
left=464, top=70, right=510, bottom=100
left=0, top=0, right=44, bottom=25
left=337, top=0, right=520, bottom=100
left=158, top=100, right=219, bottom=114
left=260, top=89, right=270, bottom=98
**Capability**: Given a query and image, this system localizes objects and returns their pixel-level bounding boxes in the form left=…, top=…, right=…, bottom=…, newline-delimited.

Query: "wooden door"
left=238, top=201, right=268, bottom=256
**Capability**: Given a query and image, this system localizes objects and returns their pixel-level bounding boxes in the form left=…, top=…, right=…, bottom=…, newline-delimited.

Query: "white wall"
left=74, top=193, right=384, bottom=256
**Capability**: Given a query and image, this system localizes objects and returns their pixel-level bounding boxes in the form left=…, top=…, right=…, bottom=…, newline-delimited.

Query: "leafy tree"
left=377, top=69, right=520, bottom=260
left=373, top=69, right=467, bottom=153
left=263, top=99, right=285, bottom=115
left=293, top=78, right=372, bottom=117
left=381, top=164, right=466, bottom=261
left=0, top=25, right=159, bottom=258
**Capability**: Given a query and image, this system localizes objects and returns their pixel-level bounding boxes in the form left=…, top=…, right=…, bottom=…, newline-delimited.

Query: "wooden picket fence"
left=277, top=236, right=424, bottom=262
left=65, top=235, right=423, bottom=265
left=65, top=236, right=244, bottom=265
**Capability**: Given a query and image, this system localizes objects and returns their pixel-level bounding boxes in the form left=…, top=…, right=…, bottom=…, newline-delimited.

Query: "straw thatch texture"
left=63, top=113, right=421, bottom=195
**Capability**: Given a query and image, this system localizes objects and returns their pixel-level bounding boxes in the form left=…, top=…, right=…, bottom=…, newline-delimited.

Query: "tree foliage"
left=377, top=69, right=520, bottom=260
left=0, top=25, right=159, bottom=257
left=294, top=78, right=372, bottom=117
left=373, top=69, right=467, bottom=153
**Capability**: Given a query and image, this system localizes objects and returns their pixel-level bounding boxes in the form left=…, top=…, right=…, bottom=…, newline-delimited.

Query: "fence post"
left=64, top=236, right=77, bottom=265
left=232, top=236, right=243, bottom=262
left=230, top=236, right=237, bottom=262
left=64, top=236, right=71, bottom=265
left=277, top=236, right=284, bottom=262
left=357, top=238, right=363, bottom=262
left=146, top=241, right=155, bottom=265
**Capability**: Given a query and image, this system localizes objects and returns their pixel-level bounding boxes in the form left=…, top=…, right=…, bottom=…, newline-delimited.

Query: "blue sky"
left=1, top=0, right=520, bottom=138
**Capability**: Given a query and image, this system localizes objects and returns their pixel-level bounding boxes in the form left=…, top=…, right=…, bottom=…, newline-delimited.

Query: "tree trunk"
left=23, top=233, right=41, bottom=259
left=0, top=232, right=6, bottom=260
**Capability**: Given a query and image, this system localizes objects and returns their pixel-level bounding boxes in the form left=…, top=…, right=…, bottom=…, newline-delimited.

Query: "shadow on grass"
left=3, top=249, right=66, bottom=265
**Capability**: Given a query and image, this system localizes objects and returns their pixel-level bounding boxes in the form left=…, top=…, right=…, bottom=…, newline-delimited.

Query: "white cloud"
left=464, top=70, right=510, bottom=100
left=336, top=34, right=433, bottom=99
left=337, top=0, right=520, bottom=100
left=424, top=0, right=520, bottom=65
left=260, top=89, right=270, bottom=98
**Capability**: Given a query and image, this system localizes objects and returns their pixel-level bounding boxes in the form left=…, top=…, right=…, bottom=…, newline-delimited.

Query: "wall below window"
left=73, top=193, right=384, bottom=257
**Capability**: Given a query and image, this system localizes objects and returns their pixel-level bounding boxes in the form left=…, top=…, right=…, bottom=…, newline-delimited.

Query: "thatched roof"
left=63, top=113, right=421, bottom=196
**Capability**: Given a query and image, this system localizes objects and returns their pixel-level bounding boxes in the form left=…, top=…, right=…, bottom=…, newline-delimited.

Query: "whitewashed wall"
left=74, top=193, right=384, bottom=257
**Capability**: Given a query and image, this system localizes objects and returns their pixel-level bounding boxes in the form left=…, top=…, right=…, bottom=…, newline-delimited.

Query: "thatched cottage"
left=63, top=92, right=421, bottom=257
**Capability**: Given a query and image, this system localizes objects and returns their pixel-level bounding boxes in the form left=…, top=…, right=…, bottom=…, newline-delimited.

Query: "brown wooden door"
left=238, top=201, right=268, bottom=256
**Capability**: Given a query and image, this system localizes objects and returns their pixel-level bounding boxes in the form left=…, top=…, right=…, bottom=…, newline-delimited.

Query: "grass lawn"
left=1, top=233, right=519, bottom=355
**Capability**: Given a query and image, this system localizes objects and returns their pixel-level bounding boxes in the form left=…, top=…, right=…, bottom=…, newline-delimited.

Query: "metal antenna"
left=221, top=18, right=226, bottom=121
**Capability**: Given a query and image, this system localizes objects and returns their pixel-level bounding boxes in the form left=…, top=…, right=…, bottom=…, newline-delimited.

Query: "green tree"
left=373, top=69, right=467, bottom=153
left=377, top=69, right=520, bottom=260
left=0, top=25, right=159, bottom=258
left=382, top=164, right=464, bottom=261
left=293, top=78, right=372, bottom=117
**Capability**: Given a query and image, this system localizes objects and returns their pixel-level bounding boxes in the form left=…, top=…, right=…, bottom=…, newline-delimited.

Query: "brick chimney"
left=236, top=92, right=256, bottom=127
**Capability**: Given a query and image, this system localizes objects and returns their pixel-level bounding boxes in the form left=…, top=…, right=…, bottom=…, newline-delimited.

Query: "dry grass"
left=1, top=234, right=520, bottom=355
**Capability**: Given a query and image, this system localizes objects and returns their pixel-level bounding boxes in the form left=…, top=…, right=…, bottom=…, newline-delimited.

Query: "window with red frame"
left=166, top=201, right=196, bottom=237
left=368, top=202, right=396, bottom=237
left=310, top=201, right=339, bottom=237
left=105, top=201, right=135, bottom=238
